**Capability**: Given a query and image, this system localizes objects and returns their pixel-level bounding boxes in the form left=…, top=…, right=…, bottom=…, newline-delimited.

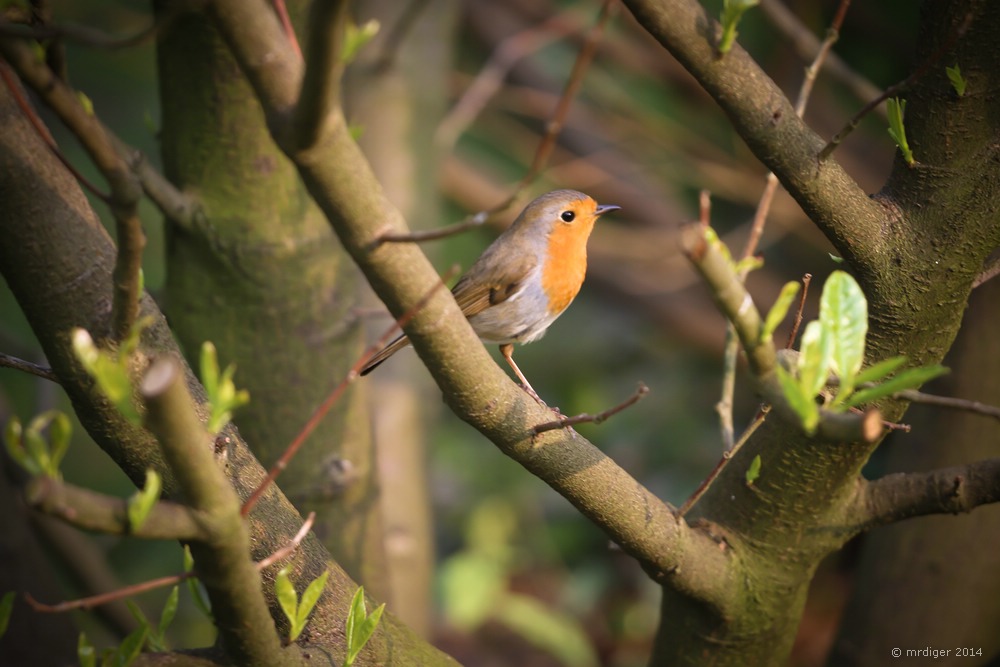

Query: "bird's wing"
left=451, top=251, right=536, bottom=318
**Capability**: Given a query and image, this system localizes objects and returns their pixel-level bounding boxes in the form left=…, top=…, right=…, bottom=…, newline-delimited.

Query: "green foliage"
left=77, top=91, right=94, bottom=116
left=343, top=586, right=385, bottom=667
left=745, top=454, right=762, bottom=486
left=341, top=19, right=380, bottom=64
left=78, top=626, right=147, bottom=667
left=127, top=469, right=162, bottom=532
left=0, top=591, right=14, bottom=639
left=199, top=341, right=250, bottom=435
left=125, top=586, right=178, bottom=652
left=183, top=546, right=213, bottom=620
left=946, top=64, right=967, bottom=96
left=761, top=281, right=801, bottom=344
left=718, top=0, right=760, bottom=54
left=439, top=498, right=597, bottom=667
left=72, top=319, right=153, bottom=426
left=276, top=567, right=330, bottom=644
left=78, top=632, right=96, bottom=667
left=777, top=271, right=947, bottom=434
left=886, top=97, right=915, bottom=165
left=4, top=410, right=72, bottom=478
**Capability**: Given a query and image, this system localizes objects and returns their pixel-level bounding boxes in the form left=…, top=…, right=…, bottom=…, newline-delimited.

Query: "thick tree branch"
left=141, top=358, right=299, bottom=667
left=618, top=0, right=889, bottom=273
left=26, top=476, right=207, bottom=540
left=848, top=459, right=1000, bottom=533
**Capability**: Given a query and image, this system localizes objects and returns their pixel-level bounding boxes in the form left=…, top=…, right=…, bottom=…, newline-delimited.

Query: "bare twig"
left=378, top=0, right=615, bottom=246
left=291, top=0, right=348, bottom=150
left=0, top=16, right=162, bottom=50
left=254, top=512, right=317, bottom=571
left=0, top=352, right=57, bottom=382
left=272, top=0, right=302, bottom=60
left=784, top=273, right=812, bottom=348
left=899, top=389, right=1000, bottom=422
left=819, top=10, right=973, bottom=160
left=240, top=267, right=458, bottom=516
left=26, top=571, right=194, bottom=613
left=531, top=383, right=649, bottom=436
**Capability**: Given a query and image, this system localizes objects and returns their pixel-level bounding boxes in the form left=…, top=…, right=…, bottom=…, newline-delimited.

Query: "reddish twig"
left=531, top=383, right=649, bottom=436
left=240, top=266, right=459, bottom=516
left=272, top=0, right=302, bottom=60
left=254, top=512, right=316, bottom=571
left=26, top=572, right=194, bottom=613
left=784, top=273, right=812, bottom=348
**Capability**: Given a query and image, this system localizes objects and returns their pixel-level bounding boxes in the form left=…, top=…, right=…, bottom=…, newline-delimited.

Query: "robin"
left=361, top=189, right=620, bottom=401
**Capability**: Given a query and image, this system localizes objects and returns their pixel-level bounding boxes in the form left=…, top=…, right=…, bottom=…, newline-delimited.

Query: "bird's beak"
left=595, top=204, right=621, bottom=217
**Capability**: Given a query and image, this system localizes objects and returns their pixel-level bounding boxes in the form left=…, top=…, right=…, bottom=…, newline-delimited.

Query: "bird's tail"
left=359, top=334, right=411, bottom=376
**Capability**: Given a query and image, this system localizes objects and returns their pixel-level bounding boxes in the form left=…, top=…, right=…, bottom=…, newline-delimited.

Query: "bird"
left=360, top=189, right=620, bottom=401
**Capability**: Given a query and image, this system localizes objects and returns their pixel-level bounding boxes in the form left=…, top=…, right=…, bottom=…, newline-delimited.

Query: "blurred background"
left=0, top=1, right=919, bottom=665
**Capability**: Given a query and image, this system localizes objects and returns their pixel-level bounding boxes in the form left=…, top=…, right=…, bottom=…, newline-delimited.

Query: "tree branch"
left=850, top=459, right=1000, bottom=532
left=141, top=358, right=298, bottom=667
left=618, top=0, right=889, bottom=273
left=291, top=0, right=348, bottom=151
left=26, top=476, right=207, bottom=540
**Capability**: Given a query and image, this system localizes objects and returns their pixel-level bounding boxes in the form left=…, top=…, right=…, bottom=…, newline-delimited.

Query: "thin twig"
left=819, top=9, right=974, bottom=160
left=531, top=383, right=649, bottom=436
left=26, top=572, right=194, bottom=613
left=784, top=273, right=812, bottom=348
left=272, top=0, right=302, bottom=60
left=254, top=512, right=317, bottom=571
left=0, top=17, right=161, bottom=50
left=0, top=353, right=58, bottom=382
left=377, top=0, right=615, bottom=246
left=899, top=390, right=1000, bottom=422
left=240, top=266, right=458, bottom=516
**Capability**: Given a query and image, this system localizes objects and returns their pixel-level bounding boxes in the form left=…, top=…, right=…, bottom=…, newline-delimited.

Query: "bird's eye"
left=560, top=210, right=576, bottom=222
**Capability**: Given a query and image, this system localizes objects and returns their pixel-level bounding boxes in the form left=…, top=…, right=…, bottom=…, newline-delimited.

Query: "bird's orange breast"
left=540, top=217, right=594, bottom=315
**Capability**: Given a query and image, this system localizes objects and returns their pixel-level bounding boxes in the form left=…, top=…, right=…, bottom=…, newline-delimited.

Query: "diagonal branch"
left=291, top=0, right=348, bottom=150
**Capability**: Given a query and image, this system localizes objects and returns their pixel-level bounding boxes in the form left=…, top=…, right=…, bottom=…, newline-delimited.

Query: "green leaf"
left=0, top=591, right=15, bottom=639
left=344, top=587, right=384, bottom=667
left=777, top=365, right=819, bottom=435
left=846, top=365, right=948, bottom=408
left=886, top=97, right=915, bottom=165
left=183, top=546, right=212, bottom=619
left=296, top=570, right=329, bottom=637
left=495, top=594, right=598, bottom=667
left=761, top=281, right=800, bottom=344
left=200, top=341, right=219, bottom=398
left=47, top=412, right=72, bottom=474
left=200, top=341, right=250, bottom=434
left=275, top=567, right=300, bottom=640
left=797, top=320, right=833, bottom=401
left=72, top=328, right=142, bottom=425
left=127, top=469, right=162, bottom=532
left=4, top=417, right=36, bottom=475
left=745, top=454, right=762, bottom=485
left=855, top=356, right=908, bottom=385
left=78, top=632, right=97, bottom=667
left=157, top=586, right=179, bottom=645
left=116, top=625, right=148, bottom=666
left=77, top=91, right=94, bottom=116
left=341, top=19, right=380, bottom=64
left=946, top=64, right=967, bottom=96
left=734, top=255, right=764, bottom=276
left=718, top=0, right=760, bottom=54
left=819, top=271, right=867, bottom=403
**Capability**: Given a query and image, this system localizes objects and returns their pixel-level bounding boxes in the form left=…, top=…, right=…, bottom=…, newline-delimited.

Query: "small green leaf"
left=4, top=417, right=36, bottom=474
left=846, top=365, right=948, bottom=408
left=777, top=365, right=819, bottom=435
left=946, top=64, right=966, bottom=97
left=745, top=454, right=762, bottom=485
left=341, top=19, right=380, bottom=64
left=734, top=255, right=764, bottom=276
left=797, top=320, right=832, bottom=401
left=275, top=567, right=300, bottom=640
left=72, top=328, right=142, bottom=425
left=820, top=271, right=867, bottom=404
left=828, top=253, right=845, bottom=264
left=47, top=412, right=72, bottom=473
left=296, top=570, right=329, bottom=634
left=116, top=625, right=148, bottom=665
left=0, top=591, right=15, bottom=639
left=344, top=586, right=384, bottom=667
left=886, top=97, right=915, bottom=165
left=761, top=281, right=801, bottom=344
left=183, top=546, right=212, bottom=619
left=77, top=91, right=94, bottom=116
left=351, top=603, right=385, bottom=663
left=200, top=342, right=219, bottom=397
left=718, top=0, right=760, bottom=54
left=200, top=341, right=250, bottom=434
left=702, top=226, right=733, bottom=266
left=127, top=469, right=162, bottom=532
left=157, top=586, right=179, bottom=643
left=855, top=356, right=908, bottom=385
left=78, top=632, right=97, bottom=667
